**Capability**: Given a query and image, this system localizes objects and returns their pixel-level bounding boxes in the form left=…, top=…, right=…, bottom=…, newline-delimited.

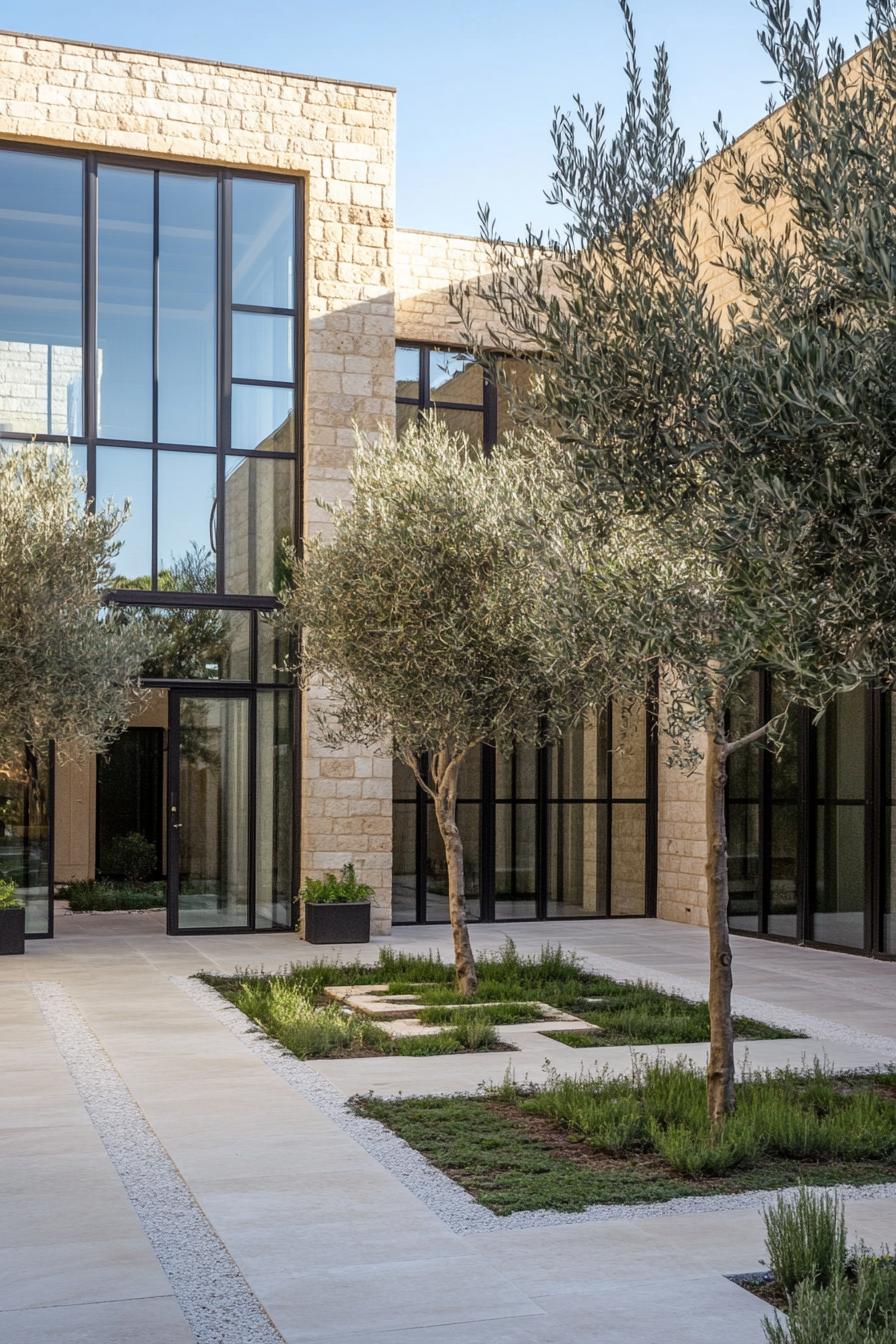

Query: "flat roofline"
left=0, top=28, right=396, bottom=95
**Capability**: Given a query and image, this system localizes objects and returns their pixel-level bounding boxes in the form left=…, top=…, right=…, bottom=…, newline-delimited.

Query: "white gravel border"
left=177, top=973, right=896, bottom=1235
left=32, top=980, right=287, bottom=1344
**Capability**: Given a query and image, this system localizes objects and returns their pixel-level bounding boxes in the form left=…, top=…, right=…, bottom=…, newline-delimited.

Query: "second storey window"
left=0, top=144, right=301, bottom=599
left=395, top=343, right=494, bottom=451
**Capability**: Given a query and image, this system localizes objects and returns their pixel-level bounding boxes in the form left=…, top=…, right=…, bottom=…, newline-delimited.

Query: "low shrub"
left=233, top=978, right=391, bottom=1058
left=61, top=880, right=165, bottom=912
left=0, top=877, right=22, bottom=909
left=300, top=863, right=373, bottom=905
left=763, top=1243, right=896, bottom=1343
left=763, top=1187, right=847, bottom=1295
left=100, top=832, right=157, bottom=882
left=451, top=1014, right=500, bottom=1051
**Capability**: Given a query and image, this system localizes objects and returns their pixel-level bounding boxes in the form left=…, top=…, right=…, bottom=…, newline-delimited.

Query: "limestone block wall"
left=396, top=228, right=501, bottom=347
left=0, top=30, right=396, bottom=930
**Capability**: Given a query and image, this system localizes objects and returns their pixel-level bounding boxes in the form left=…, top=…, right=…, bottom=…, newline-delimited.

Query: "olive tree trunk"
left=705, top=693, right=735, bottom=1128
left=431, top=750, right=479, bottom=997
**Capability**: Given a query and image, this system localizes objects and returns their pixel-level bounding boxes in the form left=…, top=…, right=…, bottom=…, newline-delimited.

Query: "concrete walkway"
left=2, top=915, right=894, bottom=1343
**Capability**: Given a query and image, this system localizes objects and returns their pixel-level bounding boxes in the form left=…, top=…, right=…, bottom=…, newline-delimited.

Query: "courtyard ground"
left=1, top=913, right=894, bottom=1343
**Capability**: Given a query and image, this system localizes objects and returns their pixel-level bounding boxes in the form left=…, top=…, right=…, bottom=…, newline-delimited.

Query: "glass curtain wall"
left=726, top=673, right=893, bottom=957
left=0, top=143, right=301, bottom=935
left=393, top=704, right=655, bottom=924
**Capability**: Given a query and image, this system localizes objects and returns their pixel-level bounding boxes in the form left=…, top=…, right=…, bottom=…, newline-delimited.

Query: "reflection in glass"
left=429, top=348, right=483, bottom=404
left=257, top=613, right=291, bottom=684
left=223, top=455, right=294, bottom=596
left=158, top=173, right=217, bottom=446
left=156, top=452, right=218, bottom=592
left=392, top=758, right=417, bottom=802
left=139, top=608, right=251, bottom=680
left=549, top=715, right=608, bottom=800
left=547, top=802, right=608, bottom=916
left=496, top=745, right=538, bottom=800
left=397, top=402, right=418, bottom=438
left=255, top=690, right=294, bottom=929
left=0, top=748, right=50, bottom=935
left=812, top=688, right=866, bottom=948
left=768, top=803, right=799, bottom=937
left=814, top=805, right=865, bottom=948
left=175, top=695, right=250, bottom=929
left=233, top=312, right=293, bottom=383
left=495, top=802, right=537, bottom=919
left=392, top=803, right=417, bottom=923
left=232, top=178, right=295, bottom=308
left=432, top=405, right=484, bottom=451
left=97, top=166, right=154, bottom=441
left=232, top=383, right=294, bottom=453
left=96, top=446, right=153, bottom=585
left=0, top=149, right=84, bottom=437
left=395, top=345, right=420, bottom=398
left=728, top=802, right=760, bottom=931
left=612, top=703, right=646, bottom=797
left=425, top=805, right=480, bottom=921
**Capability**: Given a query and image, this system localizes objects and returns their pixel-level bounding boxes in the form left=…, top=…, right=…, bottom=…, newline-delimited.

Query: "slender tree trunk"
left=431, top=752, right=478, bottom=997
left=705, top=691, right=735, bottom=1129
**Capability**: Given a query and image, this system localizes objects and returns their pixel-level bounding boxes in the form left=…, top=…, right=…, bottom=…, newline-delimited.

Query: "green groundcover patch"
left=59, top=879, right=166, bottom=912
left=355, top=1061, right=896, bottom=1215
left=201, top=941, right=801, bottom=1060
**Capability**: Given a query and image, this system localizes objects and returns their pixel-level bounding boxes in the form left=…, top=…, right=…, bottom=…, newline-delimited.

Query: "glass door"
left=168, top=690, right=251, bottom=932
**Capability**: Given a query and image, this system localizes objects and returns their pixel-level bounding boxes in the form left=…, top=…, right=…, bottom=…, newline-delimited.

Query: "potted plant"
left=0, top=879, right=25, bottom=955
left=300, top=863, right=372, bottom=944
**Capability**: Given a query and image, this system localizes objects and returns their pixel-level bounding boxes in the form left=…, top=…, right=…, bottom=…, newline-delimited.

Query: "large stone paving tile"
left=0, top=1235, right=173, bottom=1311
left=253, top=1254, right=543, bottom=1341
left=0, top=1294, right=194, bottom=1344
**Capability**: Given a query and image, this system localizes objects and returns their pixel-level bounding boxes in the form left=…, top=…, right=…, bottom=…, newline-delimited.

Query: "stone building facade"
left=0, top=30, right=890, bottom=956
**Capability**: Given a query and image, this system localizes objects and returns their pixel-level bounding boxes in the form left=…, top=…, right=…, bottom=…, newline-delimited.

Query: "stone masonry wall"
left=0, top=31, right=396, bottom=930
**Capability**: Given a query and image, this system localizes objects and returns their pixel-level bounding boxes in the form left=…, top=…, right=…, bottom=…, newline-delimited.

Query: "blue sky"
left=4, top=0, right=871, bottom=236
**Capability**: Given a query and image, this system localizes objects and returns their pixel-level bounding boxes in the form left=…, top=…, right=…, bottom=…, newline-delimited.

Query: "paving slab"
left=2, top=916, right=895, bottom=1343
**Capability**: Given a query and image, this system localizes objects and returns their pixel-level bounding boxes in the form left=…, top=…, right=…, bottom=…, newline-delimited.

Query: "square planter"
left=0, top=906, right=26, bottom=955
left=302, top=900, right=370, bottom=945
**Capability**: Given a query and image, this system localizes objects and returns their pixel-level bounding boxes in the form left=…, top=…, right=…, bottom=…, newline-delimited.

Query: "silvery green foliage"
left=278, top=417, right=623, bottom=782
left=0, top=443, right=152, bottom=774
left=455, top=0, right=896, bottom=754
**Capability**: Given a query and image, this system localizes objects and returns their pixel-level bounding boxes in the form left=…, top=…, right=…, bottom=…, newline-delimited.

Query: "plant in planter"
left=0, top=877, right=25, bottom=955
left=300, top=863, right=373, bottom=944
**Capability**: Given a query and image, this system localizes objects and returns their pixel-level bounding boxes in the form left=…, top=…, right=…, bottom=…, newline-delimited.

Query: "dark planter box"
left=0, top=906, right=26, bottom=955
left=303, top=900, right=370, bottom=945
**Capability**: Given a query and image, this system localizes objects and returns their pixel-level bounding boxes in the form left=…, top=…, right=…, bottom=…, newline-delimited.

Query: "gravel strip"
left=177, top=974, right=896, bottom=1235
left=174, top=974, right=498, bottom=1234
left=32, top=980, right=286, bottom=1344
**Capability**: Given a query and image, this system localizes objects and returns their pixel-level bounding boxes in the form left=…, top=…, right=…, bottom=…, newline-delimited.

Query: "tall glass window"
left=0, top=149, right=84, bottom=437
left=97, top=166, right=154, bottom=441
left=158, top=174, right=217, bottom=446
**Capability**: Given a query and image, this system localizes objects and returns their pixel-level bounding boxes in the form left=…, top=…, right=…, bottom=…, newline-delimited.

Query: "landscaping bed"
left=59, top=879, right=166, bottom=912
left=354, top=1061, right=896, bottom=1214
left=202, top=942, right=801, bottom=1061
left=730, top=1187, right=896, bottom=1342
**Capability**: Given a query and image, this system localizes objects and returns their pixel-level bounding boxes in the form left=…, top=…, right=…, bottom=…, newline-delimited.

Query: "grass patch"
left=201, top=940, right=799, bottom=1050
left=60, top=879, right=166, bottom=912
left=213, top=975, right=504, bottom=1060
left=354, top=1060, right=896, bottom=1214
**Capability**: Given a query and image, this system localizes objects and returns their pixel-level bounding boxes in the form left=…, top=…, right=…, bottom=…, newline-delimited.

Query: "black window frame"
left=726, top=671, right=894, bottom=959
left=0, top=140, right=305, bottom=601
left=0, top=141, right=305, bottom=937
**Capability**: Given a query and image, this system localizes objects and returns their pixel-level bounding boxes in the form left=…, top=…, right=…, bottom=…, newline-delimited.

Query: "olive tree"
left=278, top=417, right=625, bottom=995
left=0, top=443, right=152, bottom=778
left=456, top=0, right=896, bottom=1122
